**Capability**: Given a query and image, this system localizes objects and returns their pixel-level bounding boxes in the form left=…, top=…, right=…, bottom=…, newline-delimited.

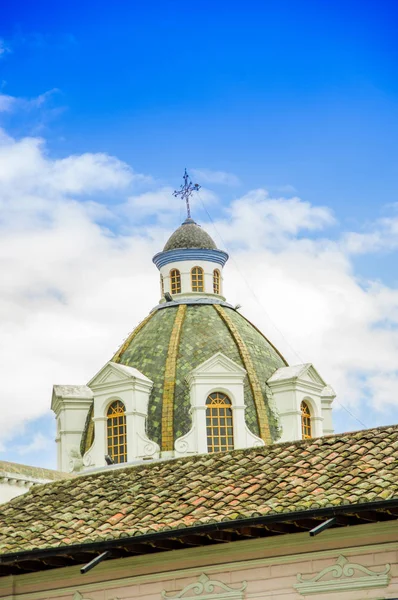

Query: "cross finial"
left=173, top=169, right=201, bottom=220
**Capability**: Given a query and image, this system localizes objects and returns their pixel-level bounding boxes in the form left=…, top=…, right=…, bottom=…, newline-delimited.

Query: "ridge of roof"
left=70, top=421, right=398, bottom=481
left=0, top=460, right=70, bottom=481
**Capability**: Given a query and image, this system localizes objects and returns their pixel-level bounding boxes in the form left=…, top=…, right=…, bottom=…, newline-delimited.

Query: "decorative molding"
left=174, top=428, right=193, bottom=454
left=188, top=352, right=247, bottom=377
left=294, top=554, right=391, bottom=595
left=68, top=447, right=84, bottom=473
left=4, top=538, right=398, bottom=600
left=162, top=574, right=247, bottom=600
left=153, top=248, right=229, bottom=269
left=88, top=362, right=152, bottom=389
left=73, top=592, right=92, bottom=600
left=136, top=431, right=160, bottom=456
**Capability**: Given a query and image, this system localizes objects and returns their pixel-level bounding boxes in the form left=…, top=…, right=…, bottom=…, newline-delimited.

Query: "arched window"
left=107, top=400, right=127, bottom=463
left=213, top=269, right=220, bottom=294
left=160, top=274, right=164, bottom=296
left=191, top=266, right=204, bottom=292
left=301, top=401, right=312, bottom=439
left=170, top=269, right=181, bottom=294
left=206, top=392, right=234, bottom=453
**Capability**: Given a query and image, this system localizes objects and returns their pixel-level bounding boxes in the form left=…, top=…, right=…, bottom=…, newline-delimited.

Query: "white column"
left=195, top=406, right=208, bottom=454
left=321, top=394, right=335, bottom=434
left=232, top=405, right=247, bottom=449
left=93, top=416, right=107, bottom=462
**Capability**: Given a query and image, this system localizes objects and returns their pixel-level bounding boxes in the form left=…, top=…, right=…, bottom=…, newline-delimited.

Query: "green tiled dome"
left=163, top=219, right=217, bottom=251
left=100, top=303, right=287, bottom=451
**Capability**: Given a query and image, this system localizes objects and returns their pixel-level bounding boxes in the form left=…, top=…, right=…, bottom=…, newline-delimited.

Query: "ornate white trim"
left=175, top=352, right=265, bottom=455
left=73, top=592, right=92, bottom=600
left=162, top=574, right=247, bottom=600
left=294, top=554, right=391, bottom=595
left=136, top=431, right=160, bottom=457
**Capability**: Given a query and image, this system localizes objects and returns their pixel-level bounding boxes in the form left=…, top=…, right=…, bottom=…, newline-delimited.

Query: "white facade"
left=52, top=363, right=159, bottom=472
left=321, top=384, right=336, bottom=434
left=175, top=353, right=264, bottom=456
left=159, top=259, right=224, bottom=300
left=83, top=362, right=159, bottom=468
left=267, top=363, right=335, bottom=443
left=51, top=385, right=94, bottom=472
left=0, top=475, right=34, bottom=504
left=52, top=357, right=336, bottom=473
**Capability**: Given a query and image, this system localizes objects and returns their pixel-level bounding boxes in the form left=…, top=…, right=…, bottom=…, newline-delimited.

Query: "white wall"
left=52, top=387, right=93, bottom=472
left=0, top=479, right=30, bottom=504
left=159, top=259, right=224, bottom=299
left=83, top=362, right=159, bottom=469
left=267, top=364, right=333, bottom=443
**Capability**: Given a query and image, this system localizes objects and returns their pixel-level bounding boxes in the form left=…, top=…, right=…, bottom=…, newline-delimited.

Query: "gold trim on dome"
left=213, top=304, right=272, bottom=444
left=161, top=304, right=187, bottom=451
left=111, top=311, right=156, bottom=363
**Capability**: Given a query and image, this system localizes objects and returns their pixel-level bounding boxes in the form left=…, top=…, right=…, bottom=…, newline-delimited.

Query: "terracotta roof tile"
left=1, top=425, right=398, bottom=555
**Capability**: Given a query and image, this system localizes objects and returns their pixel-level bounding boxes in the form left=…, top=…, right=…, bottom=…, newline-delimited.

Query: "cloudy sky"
left=1, top=1, right=398, bottom=469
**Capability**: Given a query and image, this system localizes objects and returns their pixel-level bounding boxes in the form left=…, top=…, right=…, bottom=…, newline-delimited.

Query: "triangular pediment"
left=305, top=364, right=327, bottom=386
left=87, top=361, right=152, bottom=389
left=191, top=352, right=247, bottom=376
left=267, top=363, right=327, bottom=387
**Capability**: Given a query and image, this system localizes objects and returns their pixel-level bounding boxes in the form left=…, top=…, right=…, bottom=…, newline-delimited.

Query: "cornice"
left=153, top=249, right=229, bottom=269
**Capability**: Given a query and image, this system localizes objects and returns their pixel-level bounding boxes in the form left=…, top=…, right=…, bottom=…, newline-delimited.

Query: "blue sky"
left=1, top=0, right=398, bottom=468
left=2, top=1, right=398, bottom=223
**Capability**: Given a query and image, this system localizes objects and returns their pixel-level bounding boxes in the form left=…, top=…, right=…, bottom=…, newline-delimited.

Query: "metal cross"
left=173, top=169, right=201, bottom=220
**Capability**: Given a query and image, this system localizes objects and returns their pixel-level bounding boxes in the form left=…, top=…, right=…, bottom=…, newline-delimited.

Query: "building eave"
left=1, top=497, right=398, bottom=576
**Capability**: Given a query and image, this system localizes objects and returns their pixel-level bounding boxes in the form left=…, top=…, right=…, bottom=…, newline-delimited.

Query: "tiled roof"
left=1, top=425, right=398, bottom=555
left=163, top=220, right=217, bottom=251
left=0, top=461, right=69, bottom=482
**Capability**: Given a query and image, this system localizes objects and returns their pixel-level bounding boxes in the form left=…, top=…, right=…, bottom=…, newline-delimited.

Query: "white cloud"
left=15, top=433, right=53, bottom=456
left=0, top=94, right=17, bottom=112
left=0, top=39, right=11, bottom=58
left=0, top=131, right=156, bottom=440
left=211, top=189, right=335, bottom=250
left=1, top=124, right=398, bottom=466
left=191, top=168, right=241, bottom=186
left=0, top=131, right=143, bottom=204
left=342, top=206, right=398, bottom=255
left=125, top=186, right=218, bottom=234
left=127, top=187, right=175, bottom=216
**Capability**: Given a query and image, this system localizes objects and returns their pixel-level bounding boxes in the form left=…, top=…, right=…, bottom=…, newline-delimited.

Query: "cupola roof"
left=163, top=218, right=217, bottom=251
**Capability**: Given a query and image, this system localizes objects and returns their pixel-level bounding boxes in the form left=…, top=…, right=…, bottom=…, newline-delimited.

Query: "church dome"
left=163, top=218, right=217, bottom=251
left=81, top=301, right=287, bottom=455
